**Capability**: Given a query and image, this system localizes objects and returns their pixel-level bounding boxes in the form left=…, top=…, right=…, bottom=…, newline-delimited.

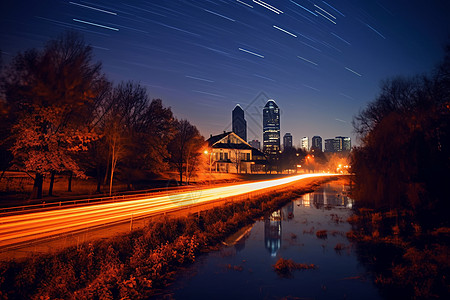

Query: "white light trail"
left=345, top=67, right=362, bottom=77
left=185, top=75, right=214, bottom=82
left=237, top=0, right=253, bottom=8
left=204, top=9, right=236, bottom=22
left=366, top=23, right=386, bottom=39
left=238, top=47, right=264, bottom=58
left=192, top=90, right=225, bottom=97
left=315, top=10, right=336, bottom=24
left=290, top=0, right=317, bottom=16
left=297, top=56, right=318, bottom=66
left=303, top=84, right=320, bottom=91
left=273, top=25, right=297, bottom=37
left=322, top=1, right=345, bottom=17
left=69, top=2, right=117, bottom=15
left=253, top=0, right=283, bottom=14
left=73, top=19, right=119, bottom=31
left=314, top=4, right=336, bottom=19
left=331, top=32, right=351, bottom=45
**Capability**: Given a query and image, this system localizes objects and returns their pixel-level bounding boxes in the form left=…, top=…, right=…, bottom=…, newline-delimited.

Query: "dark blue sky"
left=1, top=0, right=449, bottom=146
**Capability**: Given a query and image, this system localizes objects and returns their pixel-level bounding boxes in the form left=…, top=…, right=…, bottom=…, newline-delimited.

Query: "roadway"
left=0, top=173, right=337, bottom=250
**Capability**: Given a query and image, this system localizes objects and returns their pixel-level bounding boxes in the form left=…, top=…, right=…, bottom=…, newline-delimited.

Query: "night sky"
left=1, top=0, right=449, bottom=146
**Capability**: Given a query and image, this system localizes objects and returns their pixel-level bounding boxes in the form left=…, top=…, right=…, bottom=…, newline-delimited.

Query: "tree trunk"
left=96, top=166, right=102, bottom=193
left=67, top=171, right=73, bottom=192
left=48, top=171, right=56, bottom=196
left=179, top=164, right=183, bottom=186
left=31, top=172, right=44, bottom=199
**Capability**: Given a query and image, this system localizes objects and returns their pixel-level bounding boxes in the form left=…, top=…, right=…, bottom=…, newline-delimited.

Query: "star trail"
left=1, top=0, right=449, bottom=145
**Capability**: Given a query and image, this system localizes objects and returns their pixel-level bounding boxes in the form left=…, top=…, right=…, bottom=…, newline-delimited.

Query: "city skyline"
left=1, top=1, right=449, bottom=144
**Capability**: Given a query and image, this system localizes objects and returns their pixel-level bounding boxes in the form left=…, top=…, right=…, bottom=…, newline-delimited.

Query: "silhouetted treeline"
left=0, top=32, right=205, bottom=199
left=351, top=45, right=450, bottom=226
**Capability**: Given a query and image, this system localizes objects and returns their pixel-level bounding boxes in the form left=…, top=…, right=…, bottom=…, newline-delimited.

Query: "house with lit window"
left=206, top=131, right=267, bottom=173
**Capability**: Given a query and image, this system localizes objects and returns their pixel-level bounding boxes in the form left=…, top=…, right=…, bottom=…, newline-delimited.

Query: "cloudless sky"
left=1, top=0, right=449, bottom=146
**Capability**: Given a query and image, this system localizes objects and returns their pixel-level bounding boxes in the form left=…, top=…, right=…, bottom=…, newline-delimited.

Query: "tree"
left=351, top=46, right=450, bottom=226
left=100, top=82, right=175, bottom=194
left=0, top=32, right=104, bottom=199
left=168, top=119, right=205, bottom=185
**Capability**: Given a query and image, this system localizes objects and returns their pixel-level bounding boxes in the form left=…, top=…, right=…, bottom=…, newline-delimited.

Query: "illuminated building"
left=264, top=210, right=281, bottom=256
left=311, top=136, right=322, bottom=152
left=283, top=133, right=292, bottom=150
left=301, top=136, right=309, bottom=151
left=232, top=104, right=247, bottom=141
left=324, top=137, right=351, bottom=152
left=206, top=131, right=267, bottom=173
left=262, top=99, right=280, bottom=156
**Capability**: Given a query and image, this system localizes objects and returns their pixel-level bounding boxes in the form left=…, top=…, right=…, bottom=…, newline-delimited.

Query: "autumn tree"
left=351, top=45, right=450, bottom=226
left=100, top=82, right=174, bottom=194
left=0, top=32, right=104, bottom=199
left=168, top=119, right=205, bottom=185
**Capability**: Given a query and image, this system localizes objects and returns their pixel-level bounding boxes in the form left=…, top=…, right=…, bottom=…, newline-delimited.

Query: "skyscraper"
left=263, top=99, right=280, bottom=156
left=324, top=137, right=351, bottom=152
left=232, top=104, right=247, bottom=141
left=301, top=137, right=309, bottom=151
left=311, top=136, right=322, bottom=152
left=283, top=133, right=292, bottom=150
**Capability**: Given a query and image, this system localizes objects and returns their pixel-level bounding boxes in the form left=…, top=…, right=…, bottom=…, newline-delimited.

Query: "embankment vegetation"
left=0, top=178, right=335, bottom=299
left=349, top=45, right=450, bottom=299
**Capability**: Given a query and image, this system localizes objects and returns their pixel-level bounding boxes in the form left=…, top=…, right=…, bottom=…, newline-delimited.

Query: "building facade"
left=263, top=99, right=280, bottom=156
left=311, top=136, right=322, bottom=152
left=301, top=137, right=309, bottom=151
left=283, top=133, right=292, bottom=150
left=232, top=104, right=247, bottom=141
left=324, top=136, right=351, bottom=152
left=206, top=131, right=267, bottom=173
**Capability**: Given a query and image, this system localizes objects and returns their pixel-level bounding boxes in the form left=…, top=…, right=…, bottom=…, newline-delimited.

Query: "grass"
left=0, top=177, right=337, bottom=299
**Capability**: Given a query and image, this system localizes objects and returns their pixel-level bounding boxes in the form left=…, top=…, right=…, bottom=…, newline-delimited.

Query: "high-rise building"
left=249, top=139, right=261, bottom=150
left=335, top=136, right=351, bottom=151
left=232, top=104, right=247, bottom=141
left=324, top=137, right=351, bottom=152
left=301, top=137, right=309, bottom=151
left=263, top=99, right=280, bottom=156
left=283, top=133, right=292, bottom=150
left=311, top=136, right=322, bottom=152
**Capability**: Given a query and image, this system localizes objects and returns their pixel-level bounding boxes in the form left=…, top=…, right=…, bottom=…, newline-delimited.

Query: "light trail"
left=204, top=9, right=236, bottom=22
left=315, top=10, right=336, bottom=24
left=314, top=4, right=336, bottom=19
left=290, top=1, right=317, bottom=16
left=273, top=25, right=297, bottom=38
left=237, top=0, right=253, bottom=8
left=253, top=0, right=283, bottom=14
left=345, top=67, right=362, bottom=77
left=238, top=47, right=265, bottom=58
left=73, top=19, right=119, bottom=31
left=0, top=174, right=338, bottom=248
left=297, top=55, right=318, bottom=66
left=69, top=2, right=117, bottom=15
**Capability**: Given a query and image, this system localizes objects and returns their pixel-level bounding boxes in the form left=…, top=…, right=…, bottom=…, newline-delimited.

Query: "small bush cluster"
left=273, top=258, right=317, bottom=277
left=347, top=208, right=450, bottom=299
left=0, top=178, right=333, bottom=299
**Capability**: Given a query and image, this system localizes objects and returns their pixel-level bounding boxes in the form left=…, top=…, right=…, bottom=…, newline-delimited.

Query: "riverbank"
left=347, top=208, right=449, bottom=299
left=0, top=176, right=339, bottom=299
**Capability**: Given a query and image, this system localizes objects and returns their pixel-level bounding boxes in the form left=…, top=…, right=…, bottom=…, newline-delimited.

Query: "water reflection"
left=297, top=183, right=353, bottom=209
left=166, top=179, right=380, bottom=300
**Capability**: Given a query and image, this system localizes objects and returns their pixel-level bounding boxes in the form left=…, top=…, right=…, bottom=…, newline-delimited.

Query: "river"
left=160, top=179, right=382, bottom=299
